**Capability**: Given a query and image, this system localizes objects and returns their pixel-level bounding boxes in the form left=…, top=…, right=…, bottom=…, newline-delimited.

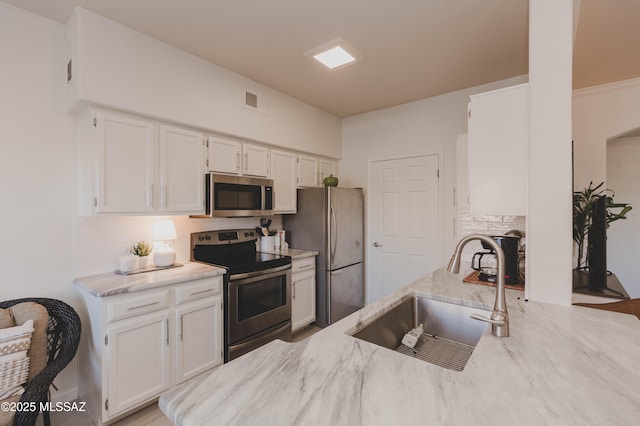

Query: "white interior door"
left=369, top=155, right=440, bottom=301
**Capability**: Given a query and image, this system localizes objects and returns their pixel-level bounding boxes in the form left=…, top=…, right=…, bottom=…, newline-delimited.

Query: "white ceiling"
left=5, top=0, right=640, bottom=117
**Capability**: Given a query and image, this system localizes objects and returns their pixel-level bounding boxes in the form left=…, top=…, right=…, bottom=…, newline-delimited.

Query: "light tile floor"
left=40, top=325, right=321, bottom=425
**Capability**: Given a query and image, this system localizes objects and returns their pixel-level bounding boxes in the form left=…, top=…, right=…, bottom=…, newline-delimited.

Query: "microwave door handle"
left=261, top=185, right=266, bottom=211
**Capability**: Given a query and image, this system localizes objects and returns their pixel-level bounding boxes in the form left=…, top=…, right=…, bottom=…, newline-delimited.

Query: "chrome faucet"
left=447, top=234, right=509, bottom=337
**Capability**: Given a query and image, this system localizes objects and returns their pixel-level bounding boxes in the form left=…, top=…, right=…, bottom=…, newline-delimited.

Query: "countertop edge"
left=258, top=248, right=319, bottom=259
left=74, top=262, right=226, bottom=297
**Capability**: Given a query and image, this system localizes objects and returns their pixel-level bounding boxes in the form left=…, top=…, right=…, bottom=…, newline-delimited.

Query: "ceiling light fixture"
left=304, top=37, right=363, bottom=71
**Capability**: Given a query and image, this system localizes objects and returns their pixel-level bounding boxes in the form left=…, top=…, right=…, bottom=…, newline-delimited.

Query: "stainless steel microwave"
left=191, top=174, right=274, bottom=218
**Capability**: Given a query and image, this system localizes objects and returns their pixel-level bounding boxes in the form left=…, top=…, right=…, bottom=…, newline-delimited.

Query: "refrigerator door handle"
left=330, top=201, right=337, bottom=265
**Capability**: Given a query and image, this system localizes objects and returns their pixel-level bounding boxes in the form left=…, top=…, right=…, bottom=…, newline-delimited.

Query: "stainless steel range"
left=191, top=229, right=292, bottom=362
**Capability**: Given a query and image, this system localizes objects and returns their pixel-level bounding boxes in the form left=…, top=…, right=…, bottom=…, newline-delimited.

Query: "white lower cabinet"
left=105, top=311, right=171, bottom=416
left=291, top=257, right=316, bottom=333
left=174, top=297, right=222, bottom=384
left=78, top=276, right=223, bottom=425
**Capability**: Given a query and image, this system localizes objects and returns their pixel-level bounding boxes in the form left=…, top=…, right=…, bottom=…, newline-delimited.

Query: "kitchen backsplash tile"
left=457, top=214, right=526, bottom=261
left=74, top=215, right=283, bottom=277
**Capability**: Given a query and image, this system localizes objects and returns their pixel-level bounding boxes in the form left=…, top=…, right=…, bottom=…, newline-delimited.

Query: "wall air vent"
left=245, top=91, right=258, bottom=108
left=244, top=90, right=271, bottom=115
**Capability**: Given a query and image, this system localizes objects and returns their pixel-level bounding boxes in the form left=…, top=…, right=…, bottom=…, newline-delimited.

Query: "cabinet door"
left=319, top=159, right=337, bottom=185
left=270, top=149, right=297, bottom=213
left=291, top=257, right=316, bottom=332
left=292, top=270, right=316, bottom=332
left=242, top=143, right=270, bottom=177
left=207, top=135, right=241, bottom=174
left=159, top=125, right=205, bottom=214
left=174, top=297, right=222, bottom=384
left=297, top=155, right=318, bottom=187
left=95, top=111, right=154, bottom=213
left=468, top=84, right=528, bottom=216
left=106, top=311, right=170, bottom=418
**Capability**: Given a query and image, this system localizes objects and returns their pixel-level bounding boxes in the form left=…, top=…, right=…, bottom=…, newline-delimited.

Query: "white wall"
left=0, top=1, right=77, bottom=402
left=0, top=1, right=324, bottom=404
left=573, top=78, right=640, bottom=188
left=67, top=7, right=342, bottom=159
left=341, top=75, right=527, bottom=303
left=606, top=136, right=640, bottom=297
left=573, top=78, right=640, bottom=297
left=74, top=215, right=282, bottom=278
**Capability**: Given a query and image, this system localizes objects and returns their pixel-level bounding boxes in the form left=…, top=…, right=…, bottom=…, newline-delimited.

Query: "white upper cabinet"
left=159, top=125, right=205, bottom=213
left=242, top=143, right=270, bottom=177
left=297, top=155, right=318, bottom=187
left=206, top=137, right=269, bottom=178
left=467, top=83, right=528, bottom=216
left=95, top=110, right=155, bottom=214
left=206, top=136, right=241, bottom=174
left=319, top=159, right=337, bottom=185
left=270, top=149, right=297, bottom=214
left=85, top=109, right=205, bottom=215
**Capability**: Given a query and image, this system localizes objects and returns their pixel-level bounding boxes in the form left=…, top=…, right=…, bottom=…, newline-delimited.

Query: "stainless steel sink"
left=349, top=296, right=490, bottom=371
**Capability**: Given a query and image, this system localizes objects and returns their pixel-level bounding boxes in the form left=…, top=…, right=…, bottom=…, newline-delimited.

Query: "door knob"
left=373, top=242, right=382, bottom=247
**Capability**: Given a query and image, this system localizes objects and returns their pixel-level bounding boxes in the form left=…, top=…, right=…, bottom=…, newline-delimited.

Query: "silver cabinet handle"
left=373, top=242, right=383, bottom=247
left=296, top=264, right=313, bottom=271
left=244, top=152, right=248, bottom=171
left=190, top=288, right=214, bottom=296
left=162, top=185, right=167, bottom=208
left=236, top=151, right=240, bottom=172
left=148, top=184, right=154, bottom=208
left=127, top=301, right=160, bottom=311
left=165, top=318, right=169, bottom=346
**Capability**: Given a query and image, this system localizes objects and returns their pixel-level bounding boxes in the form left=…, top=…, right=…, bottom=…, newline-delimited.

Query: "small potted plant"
left=130, top=241, right=153, bottom=269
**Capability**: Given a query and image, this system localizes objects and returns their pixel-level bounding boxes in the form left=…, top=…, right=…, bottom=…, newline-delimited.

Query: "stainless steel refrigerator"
left=284, top=187, right=364, bottom=327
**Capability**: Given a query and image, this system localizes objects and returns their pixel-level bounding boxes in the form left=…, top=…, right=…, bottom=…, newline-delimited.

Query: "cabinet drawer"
left=291, top=257, right=315, bottom=275
left=106, top=290, right=170, bottom=323
left=175, top=277, right=222, bottom=305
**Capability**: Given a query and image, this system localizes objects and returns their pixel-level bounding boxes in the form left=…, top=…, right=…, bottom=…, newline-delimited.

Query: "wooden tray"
left=463, top=271, right=525, bottom=291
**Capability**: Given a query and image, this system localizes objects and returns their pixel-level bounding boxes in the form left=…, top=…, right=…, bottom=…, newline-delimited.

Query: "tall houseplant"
left=573, top=181, right=632, bottom=270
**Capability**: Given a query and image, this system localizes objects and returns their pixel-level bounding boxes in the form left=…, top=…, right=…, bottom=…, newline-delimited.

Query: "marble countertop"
left=159, top=267, right=640, bottom=425
left=74, top=262, right=226, bottom=297
left=258, top=248, right=319, bottom=259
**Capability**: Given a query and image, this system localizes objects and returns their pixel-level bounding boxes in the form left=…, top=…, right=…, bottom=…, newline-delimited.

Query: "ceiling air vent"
left=244, top=90, right=270, bottom=115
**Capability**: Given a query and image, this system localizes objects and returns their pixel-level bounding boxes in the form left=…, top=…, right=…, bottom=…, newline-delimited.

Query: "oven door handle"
left=228, top=321, right=291, bottom=353
left=230, top=263, right=291, bottom=281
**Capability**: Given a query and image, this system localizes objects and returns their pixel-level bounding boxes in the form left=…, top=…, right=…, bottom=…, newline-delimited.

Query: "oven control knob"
left=244, top=232, right=250, bottom=237
left=249, top=232, right=255, bottom=237
left=205, top=235, right=211, bottom=240
left=198, top=236, right=204, bottom=241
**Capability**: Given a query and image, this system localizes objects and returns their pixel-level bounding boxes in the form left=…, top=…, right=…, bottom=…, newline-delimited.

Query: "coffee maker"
left=472, top=235, right=521, bottom=284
